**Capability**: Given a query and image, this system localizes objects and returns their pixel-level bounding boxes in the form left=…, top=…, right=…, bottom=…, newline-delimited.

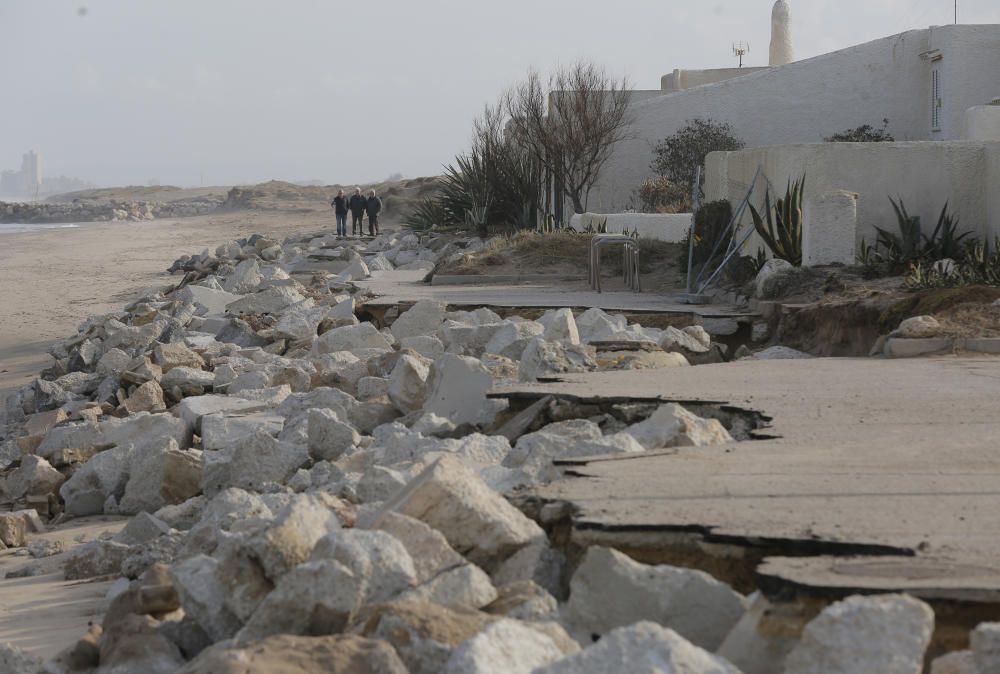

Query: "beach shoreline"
left=0, top=210, right=339, bottom=414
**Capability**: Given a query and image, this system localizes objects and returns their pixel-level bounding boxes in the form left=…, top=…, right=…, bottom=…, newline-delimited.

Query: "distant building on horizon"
left=0, top=150, right=43, bottom=199
left=0, top=150, right=95, bottom=200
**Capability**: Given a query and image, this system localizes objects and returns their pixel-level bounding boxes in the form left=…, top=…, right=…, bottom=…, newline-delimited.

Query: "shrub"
left=651, top=119, right=745, bottom=191
left=825, top=119, right=895, bottom=143
left=906, top=238, right=1000, bottom=289
left=636, top=176, right=690, bottom=213
left=748, top=177, right=804, bottom=266
left=679, top=200, right=732, bottom=273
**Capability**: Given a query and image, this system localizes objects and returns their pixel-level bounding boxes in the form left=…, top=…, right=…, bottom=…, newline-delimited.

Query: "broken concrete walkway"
left=493, top=356, right=1000, bottom=604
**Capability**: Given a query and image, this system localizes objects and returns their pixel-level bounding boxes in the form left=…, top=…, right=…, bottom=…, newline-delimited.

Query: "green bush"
left=651, top=119, right=744, bottom=192
left=679, top=200, right=732, bottom=273
left=825, top=118, right=895, bottom=143
left=906, top=238, right=1000, bottom=288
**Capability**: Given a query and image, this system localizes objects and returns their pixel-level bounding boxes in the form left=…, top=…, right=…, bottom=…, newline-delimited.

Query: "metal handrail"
left=590, top=234, right=641, bottom=293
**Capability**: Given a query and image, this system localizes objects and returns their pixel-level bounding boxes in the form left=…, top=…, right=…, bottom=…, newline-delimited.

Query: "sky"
left=1, top=0, right=998, bottom=187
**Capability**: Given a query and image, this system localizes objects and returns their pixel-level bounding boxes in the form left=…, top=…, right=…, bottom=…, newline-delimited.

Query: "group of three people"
left=332, top=187, right=382, bottom=238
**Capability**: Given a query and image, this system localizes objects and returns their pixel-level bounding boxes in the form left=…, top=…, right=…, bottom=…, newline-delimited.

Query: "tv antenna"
left=732, top=42, right=750, bottom=68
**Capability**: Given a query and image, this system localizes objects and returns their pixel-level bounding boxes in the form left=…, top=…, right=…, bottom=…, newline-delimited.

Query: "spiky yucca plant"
left=748, top=176, right=804, bottom=266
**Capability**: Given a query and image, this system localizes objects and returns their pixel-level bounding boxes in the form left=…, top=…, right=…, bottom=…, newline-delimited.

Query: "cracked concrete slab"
left=493, top=356, right=1000, bottom=595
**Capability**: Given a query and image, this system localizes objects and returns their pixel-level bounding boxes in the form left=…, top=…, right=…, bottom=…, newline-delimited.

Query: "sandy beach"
left=0, top=209, right=340, bottom=414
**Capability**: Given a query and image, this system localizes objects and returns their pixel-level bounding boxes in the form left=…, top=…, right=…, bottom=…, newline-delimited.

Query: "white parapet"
left=568, top=213, right=692, bottom=243
left=803, top=191, right=859, bottom=267
left=962, top=105, right=1000, bottom=141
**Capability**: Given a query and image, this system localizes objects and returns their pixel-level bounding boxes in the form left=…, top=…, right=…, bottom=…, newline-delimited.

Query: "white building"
left=581, top=11, right=1000, bottom=217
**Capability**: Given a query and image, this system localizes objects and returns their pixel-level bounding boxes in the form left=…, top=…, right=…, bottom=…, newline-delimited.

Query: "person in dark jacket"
left=365, top=190, right=383, bottom=237
left=331, top=189, right=349, bottom=237
left=348, top=187, right=367, bottom=236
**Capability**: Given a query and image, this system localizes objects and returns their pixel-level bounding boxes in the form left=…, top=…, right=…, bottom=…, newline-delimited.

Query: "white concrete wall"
left=661, top=67, right=769, bottom=93
left=583, top=25, right=1000, bottom=215
left=569, top=212, right=692, bottom=243
left=963, top=106, right=1000, bottom=141
left=704, top=142, right=1000, bottom=254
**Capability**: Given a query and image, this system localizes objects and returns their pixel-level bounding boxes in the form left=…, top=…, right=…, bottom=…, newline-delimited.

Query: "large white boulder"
left=424, top=355, right=493, bottom=426
left=626, top=403, right=733, bottom=450
left=563, top=546, right=745, bottom=651
left=484, top=321, right=545, bottom=360
left=311, top=529, right=417, bottom=604
left=170, top=554, right=243, bottom=641
left=223, top=258, right=264, bottom=294
left=314, top=322, right=392, bottom=354
left=237, top=559, right=365, bottom=643
left=503, top=419, right=644, bottom=482
left=375, top=456, right=545, bottom=567
left=575, top=308, right=628, bottom=343
left=755, top=258, right=795, bottom=298
left=307, top=408, right=361, bottom=461
left=536, top=622, right=741, bottom=674
left=369, top=511, right=466, bottom=584
left=202, top=430, right=309, bottom=496
left=442, top=619, right=565, bottom=674
left=783, top=594, right=934, bottom=674
left=519, top=338, right=597, bottom=382
left=118, top=439, right=203, bottom=514
left=539, top=308, right=581, bottom=345
left=388, top=354, right=431, bottom=413
left=970, top=622, right=1000, bottom=674
left=391, top=300, right=447, bottom=340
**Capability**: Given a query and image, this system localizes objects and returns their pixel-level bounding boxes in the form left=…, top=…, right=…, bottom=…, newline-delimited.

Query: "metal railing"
left=589, top=234, right=641, bottom=293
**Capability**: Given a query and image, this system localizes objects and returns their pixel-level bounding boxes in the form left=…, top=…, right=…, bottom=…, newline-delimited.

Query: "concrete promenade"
left=494, top=356, right=1000, bottom=598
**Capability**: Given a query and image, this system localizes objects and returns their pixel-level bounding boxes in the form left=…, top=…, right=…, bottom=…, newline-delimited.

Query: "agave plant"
left=404, top=198, right=449, bottom=232
left=876, top=197, right=924, bottom=264
left=923, top=201, right=972, bottom=261
left=748, top=176, right=804, bottom=266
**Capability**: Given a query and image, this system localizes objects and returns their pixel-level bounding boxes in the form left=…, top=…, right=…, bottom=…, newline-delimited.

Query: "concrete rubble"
left=0, top=226, right=959, bottom=672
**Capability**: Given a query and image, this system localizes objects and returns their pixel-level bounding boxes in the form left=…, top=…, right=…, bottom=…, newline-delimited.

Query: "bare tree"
left=505, top=62, right=633, bottom=218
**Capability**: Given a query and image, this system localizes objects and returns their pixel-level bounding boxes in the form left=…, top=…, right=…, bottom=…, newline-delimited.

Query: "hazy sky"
left=2, top=0, right=998, bottom=187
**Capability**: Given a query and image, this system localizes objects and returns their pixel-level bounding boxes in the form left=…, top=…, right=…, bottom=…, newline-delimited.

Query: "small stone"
left=122, top=380, right=167, bottom=414
left=170, top=554, right=243, bottom=642
left=0, top=513, right=27, bottom=547
left=64, top=539, right=131, bottom=580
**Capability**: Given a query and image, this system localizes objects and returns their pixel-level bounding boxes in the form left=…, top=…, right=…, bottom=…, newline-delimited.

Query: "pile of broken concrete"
left=0, top=228, right=987, bottom=673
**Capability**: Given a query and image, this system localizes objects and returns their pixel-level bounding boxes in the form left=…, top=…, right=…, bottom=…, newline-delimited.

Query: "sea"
left=0, top=222, right=81, bottom=235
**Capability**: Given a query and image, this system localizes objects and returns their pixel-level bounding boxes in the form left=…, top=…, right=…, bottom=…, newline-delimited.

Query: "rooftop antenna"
left=955, top=0, right=958, bottom=24
left=733, top=42, right=750, bottom=68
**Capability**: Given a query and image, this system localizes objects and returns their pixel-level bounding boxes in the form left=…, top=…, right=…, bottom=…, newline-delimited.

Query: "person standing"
left=348, top=187, right=366, bottom=236
left=331, top=189, right=349, bottom=237
left=366, top=189, right=383, bottom=237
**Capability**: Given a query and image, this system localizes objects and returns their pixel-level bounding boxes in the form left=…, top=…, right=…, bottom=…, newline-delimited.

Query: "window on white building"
left=931, top=68, right=942, bottom=131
